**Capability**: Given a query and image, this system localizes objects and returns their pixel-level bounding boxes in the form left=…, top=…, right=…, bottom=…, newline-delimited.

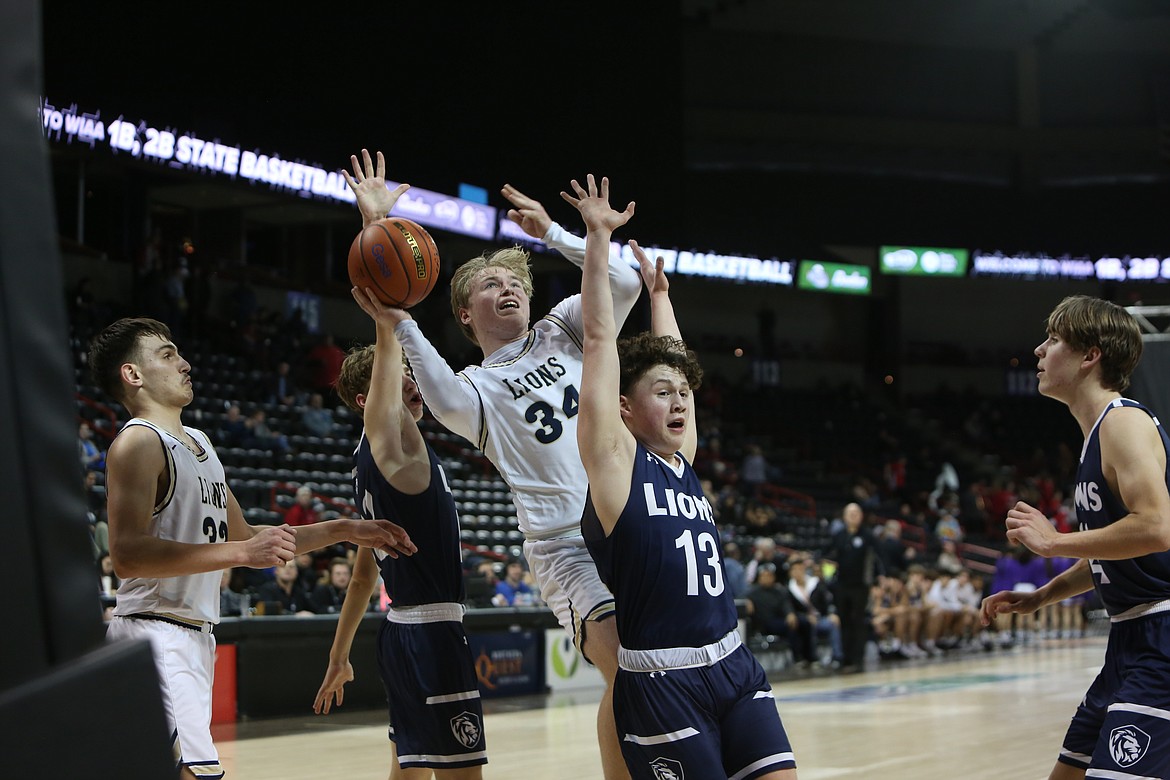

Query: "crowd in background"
left=74, top=264, right=1099, bottom=676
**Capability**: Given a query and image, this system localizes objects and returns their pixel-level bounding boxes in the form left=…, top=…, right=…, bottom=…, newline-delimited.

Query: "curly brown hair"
left=617, top=333, right=703, bottom=395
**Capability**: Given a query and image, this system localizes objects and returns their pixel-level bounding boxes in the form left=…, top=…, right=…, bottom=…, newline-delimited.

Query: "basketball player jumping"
left=566, top=174, right=798, bottom=780
left=313, top=285, right=488, bottom=778
left=91, top=317, right=417, bottom=779
left=981, top=296, right=1170, bottom=780
left=344, top=149, right=641, bottom=779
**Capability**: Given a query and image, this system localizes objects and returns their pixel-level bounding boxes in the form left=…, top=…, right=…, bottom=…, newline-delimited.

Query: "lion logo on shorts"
left=1109, top=725, right=1150, bottom=767
left=650, top=757, right=684, bottom=779
left=450, top=711, right=482, bottom=749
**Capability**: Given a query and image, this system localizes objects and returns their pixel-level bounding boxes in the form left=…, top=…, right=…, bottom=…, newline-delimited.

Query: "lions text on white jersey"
left=112, top=420, right=228, bottom=624
left=455, top=301, right=589, bottom=539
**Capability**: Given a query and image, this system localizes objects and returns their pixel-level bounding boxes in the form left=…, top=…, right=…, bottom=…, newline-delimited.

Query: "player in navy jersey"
left=313, top=287, right=487, bottom=777
left=980, top=295, right=1170, bottom=780
left=90, top=317, right=416, bottom=780
left=565, top=175, right=797, bottom=780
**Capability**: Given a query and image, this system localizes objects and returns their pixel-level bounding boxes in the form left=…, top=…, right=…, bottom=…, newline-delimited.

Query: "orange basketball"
left=347, top=217, right=440, bottom=308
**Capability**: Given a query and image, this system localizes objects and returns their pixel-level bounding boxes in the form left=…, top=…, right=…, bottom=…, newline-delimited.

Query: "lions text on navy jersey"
left=353, top=434, right=464, bottom=607
left=583, top=444, right=734, bottom=651
left=1075, top=398, right=1170, bottom=616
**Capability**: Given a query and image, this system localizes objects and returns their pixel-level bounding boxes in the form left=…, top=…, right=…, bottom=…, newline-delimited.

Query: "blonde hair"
left=449, top=247, right=534, bottom=345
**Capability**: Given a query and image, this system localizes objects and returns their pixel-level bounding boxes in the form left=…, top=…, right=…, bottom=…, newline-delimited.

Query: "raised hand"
left=630, top=239, right=668, bottom=296
left=501, top=184, right=552, bottom=239
left=341, top=149, right=411, bottom=226
left=313, top=659, right=355, bottom=715
left=559, top=174, right=634, bottom=234
left=241, top=524, right=297, bottom=568
left=352, top=285, right=411, bottom=327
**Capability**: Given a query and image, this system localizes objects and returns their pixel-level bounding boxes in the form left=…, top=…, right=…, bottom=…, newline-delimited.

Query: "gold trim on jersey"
left=542, top=313, right=583, bottom=352
left=457, top=372, right=490, bottom=451
left=480, top=329, right=538, bottom=368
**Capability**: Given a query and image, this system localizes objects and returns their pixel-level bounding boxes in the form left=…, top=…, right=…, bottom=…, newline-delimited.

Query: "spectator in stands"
left=787, top=555, right=843, bottom=667
left=464, top=560, right=500, bottom=609
left=850, top=477, right=881, bottom=511
left=300, top=392, right=335, bottom=438
left=745, top=562, right=799, bottom=647
left=493, top=557, right=535, bottom=606
left=934, top=511, right=964, bottom=545
left=219, top=568, right=242, bottom=618
left=740, top=443, right=770, bottom=498
left=743, top=500, right=779, bottom=535
left=309, top=557, right=355, bottom=614
left=78, top=421, right=106, bottom=471
left=245, top=408, right=289, bottom=454
left=927, top=462, right=960, bottom=513
left=883, top=453, right=908, bottom=504
left=294, top=552, right=321, bottom=595
left=959, top=480, right=989, bottom=536
left=871, top=574, right=910, bottom=658
left=255, top=559, right=315, bottom=616
left=903, top=565, right=931, bottom=655
left=876, top=519, right=914, bottom=578
left=935, top=539, right=964, bottom=575
left=267, top=360, right=301, bottom=407
left=84, top=470, right=109, bottom=559
left=217, top=403, right=249, bottom=448
left=824, top=502, right=880, bottom=672
left=284, top=486, right=320, bottom=527
left=306, top=333, right=346, bottom=398
left=98, top=552, right=119, bottom=598
left=745, top=536, right=783, bottom=585
left=723, top=541, right=749, bottom=598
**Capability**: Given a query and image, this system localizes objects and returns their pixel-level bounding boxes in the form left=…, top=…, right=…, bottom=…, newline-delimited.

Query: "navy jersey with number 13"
left=583, top=444, right=733, bottom=651
left=1076, top=398, right=1170, bottom=616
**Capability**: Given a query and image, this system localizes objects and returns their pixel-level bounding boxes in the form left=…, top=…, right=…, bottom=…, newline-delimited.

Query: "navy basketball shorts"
left=1059, top=610, right=1170, bottom=777
left=376, top=617, right=487, bottom=769
left=614, top=645, right=795, bottom=780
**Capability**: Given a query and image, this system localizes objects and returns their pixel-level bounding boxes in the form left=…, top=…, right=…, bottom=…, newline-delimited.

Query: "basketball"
left=347, top=217, right=441, bottom=308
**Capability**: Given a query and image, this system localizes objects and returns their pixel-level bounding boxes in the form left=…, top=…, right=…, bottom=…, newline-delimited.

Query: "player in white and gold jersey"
left=90, top=317, right=416, bottom=779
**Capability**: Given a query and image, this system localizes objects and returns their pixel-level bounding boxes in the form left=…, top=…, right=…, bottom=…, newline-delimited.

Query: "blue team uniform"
left=1058, top=399, right=1170, bottom=777
left=354, top=434, right=486, bottom=770
left=584, top=444, right=795, bottom=779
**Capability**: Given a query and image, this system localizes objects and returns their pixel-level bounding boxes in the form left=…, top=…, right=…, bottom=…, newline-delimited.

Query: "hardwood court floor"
left=217, top=637, right=1107, bottom=779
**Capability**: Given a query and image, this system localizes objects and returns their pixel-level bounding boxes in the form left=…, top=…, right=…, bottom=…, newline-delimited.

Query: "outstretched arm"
left=314, top=547, right=380, bottom=714
left=107, top=428, right=297, bottom=578
left=560, top=175, right=637, bottom=535
left=503, top=183, right=641, bottom=329
left=352, top=287, right=431, bottom=494
left=980, top=558, right=1092, bottom=626
left=393, top=320, right=484, bottom=445
left=630, top=240, right=696, bottom=462
left=342, top=149, right=411, bottom=228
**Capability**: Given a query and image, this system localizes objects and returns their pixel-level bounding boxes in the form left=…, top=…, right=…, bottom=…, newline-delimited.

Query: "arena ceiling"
left=681, top=0, right=1170, bottom=187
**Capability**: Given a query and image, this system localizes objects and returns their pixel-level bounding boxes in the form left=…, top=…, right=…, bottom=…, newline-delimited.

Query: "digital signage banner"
left=39, top=97, right=497, bottom=241
left=879, top=246, right=968, bottom=276
left=797, top=260, right=871, bottom=295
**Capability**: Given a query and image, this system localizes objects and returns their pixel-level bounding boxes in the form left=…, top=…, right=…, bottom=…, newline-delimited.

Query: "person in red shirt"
left=284, top=486, right=319, bottom=527
left=306, top=333, right=345, bottom=397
